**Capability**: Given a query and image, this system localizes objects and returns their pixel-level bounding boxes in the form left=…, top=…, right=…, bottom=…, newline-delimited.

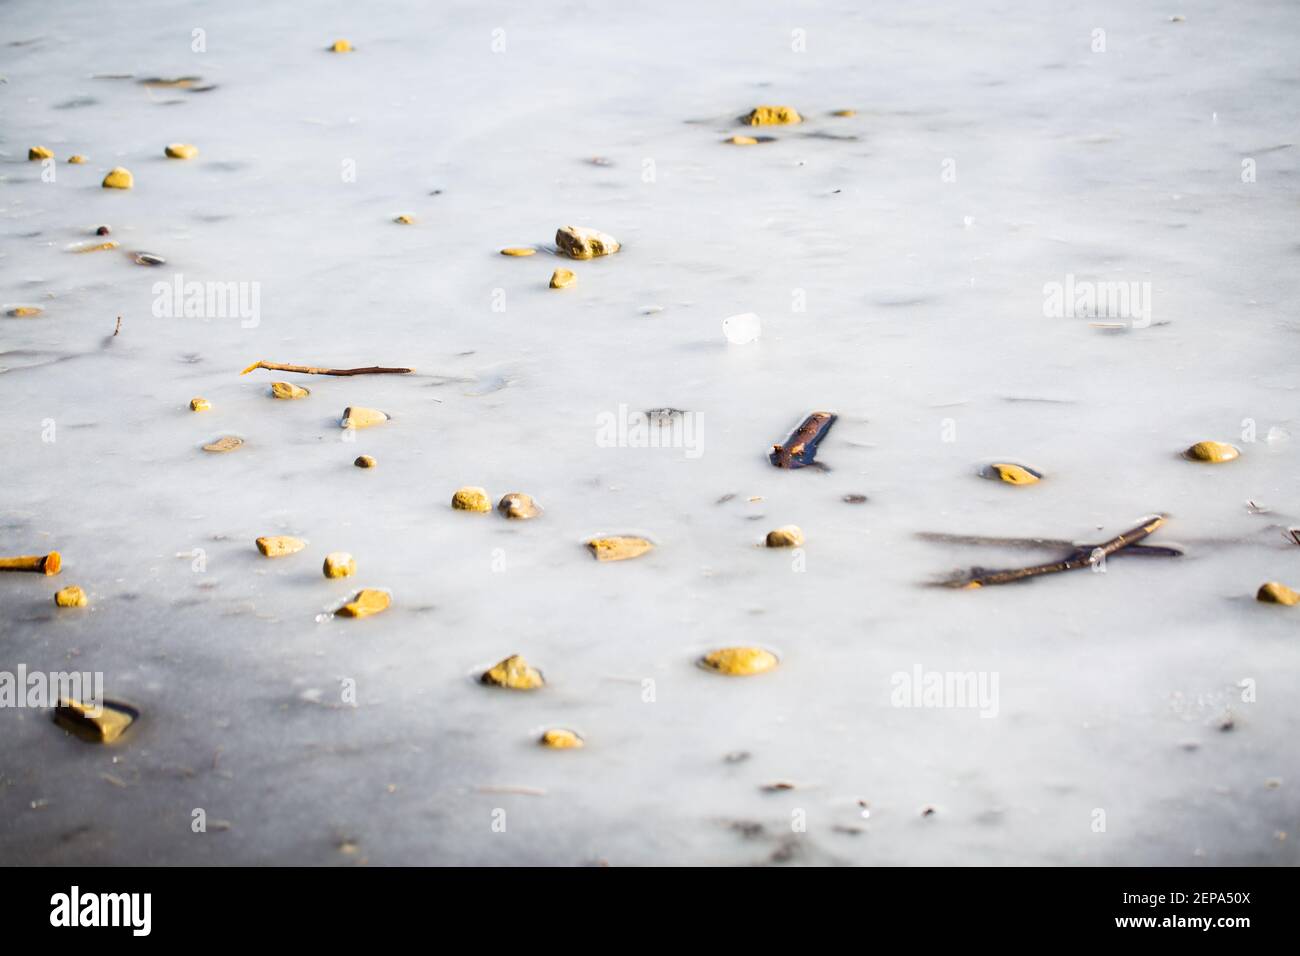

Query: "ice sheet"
left=1, top=0, right=1297, bottom=865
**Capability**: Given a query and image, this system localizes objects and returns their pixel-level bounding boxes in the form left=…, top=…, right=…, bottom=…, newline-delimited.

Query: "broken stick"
left=0, top=552, right=62, bottom=575
left=770, top=411, right=837, bottom=469
left=240, top=360, right=412, bottom=377
left=944, top=515, right=1168, bottom=588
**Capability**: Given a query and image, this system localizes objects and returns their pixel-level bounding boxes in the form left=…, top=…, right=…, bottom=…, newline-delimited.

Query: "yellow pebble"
left=54, top=585, right=87, bottom=608
left=323, top=552, right=356, bottom=579
left=164, top=143, right=199, bottom=159
left=336, top=589, right=390, bottom=618
left=540, top=729, right=583, bottom=749
left=831, top=109, right=857, bottom=117
left=256, top=536, right=307, bottom=557
left=726, top=135, right=760, bottom=145
left=7, top=306, right=43, bottom=318
left=28, top=146, right=54, bottom=161
left=744, top=105, right=802, bottom=126
left=330, top=39, right=353, bottom=53
left=54, top=698, right=136, bottom=744
left=102, top=167, right=133, bottom=189
left=500, top=247, right=536, bottom=256
left=498, top=493, right=542, bottom=519
left=700, top=647, right=779, bottom=676
left=270, top=381, right=310, bottom=400
left=765, top=525, right=805, bottom=548
left=394, top=214, right=414, bottom=224
left=202, top=435, right=243, bottom=453
left=452, top=486, right=492, bottom=512
left=340, top=406, right=388, bottom=429
left=1185, top=441, right=1239, bottom=463
left=71, top=241, right=119, bottom=253
left=481, top=655, right=544, bottom=690
left=354, top=455, right=377, bottom=469
left=988, top=463, right=1041, bottom=485
left=189, top=397, right=211, bottom=412
left=67, top=154, right=88, bottom=164
left=586, top=536, right=654, bottom=562
left=549, top=268, right=576, bottom=289
left=1257, top=582, right=1299, bottom=606
left=555, top=225, right=620, bottom=260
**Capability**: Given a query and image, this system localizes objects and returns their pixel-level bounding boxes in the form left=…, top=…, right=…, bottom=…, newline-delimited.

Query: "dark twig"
left=942, top=515, right=1168, bottom=588
left=770, top=411, right=836, bottom=469
left=918, top=531, right=1183, bottom=557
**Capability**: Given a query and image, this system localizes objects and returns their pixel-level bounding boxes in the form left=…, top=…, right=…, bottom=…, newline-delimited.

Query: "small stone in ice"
left=1185, top=440, right=1239, bottom=463
left=586, top=536, right=653, bottom=562
left=323, top=552, right=356, bottom=579
left=54, top=699, right=137, bottom=743
left=340, top=407, right=388, bottom=429
left=1257, top=582, right=1299, bottom=606
left=202, top=435, right=243, bottom=453
left=452, top=487, right=492, bottom=512
left=765, top=525, right=804, bottom=548
left=54, top=585, right=87, bottom=608
left=336, top=589, right=390, bottom=619
left=723, top=312, right=761, bottom=344
left=271, top=381, right=310, bottom=400
left=743, top=106, right=802, bottom=126
left=481, top=655, right=544, bottom=690
left=540, top=729, right=583, bottom=749
left=700, top=647, right=778, bottom=676
left=498, top=493, right=542, bottom=519
left=256, top=536, right=306, bottom=557
left=102, top=167, right=133, bottom=189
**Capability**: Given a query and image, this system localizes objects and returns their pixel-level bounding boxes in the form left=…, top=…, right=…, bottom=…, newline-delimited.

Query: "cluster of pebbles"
left=10, top=66, right=1297, bottom=765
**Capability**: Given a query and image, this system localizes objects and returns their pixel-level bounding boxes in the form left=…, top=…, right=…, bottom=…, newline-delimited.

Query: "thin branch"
left=918, top=530, right=1182, bottom=557
left=944, top=516, right=1167, bottom=588
left=240, top=360, right=413, bottom=377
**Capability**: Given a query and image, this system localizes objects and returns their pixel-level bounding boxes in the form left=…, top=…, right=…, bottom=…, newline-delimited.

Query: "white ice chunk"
left=723, top=312, right=761, bottom=344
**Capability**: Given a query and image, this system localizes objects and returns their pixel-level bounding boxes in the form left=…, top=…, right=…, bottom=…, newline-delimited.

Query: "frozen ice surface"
left=0, top=0, right=1298, bottom=865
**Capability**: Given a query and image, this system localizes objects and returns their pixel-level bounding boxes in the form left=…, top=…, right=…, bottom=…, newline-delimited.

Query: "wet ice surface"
left=2, top=0, right=1299, bottom=865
